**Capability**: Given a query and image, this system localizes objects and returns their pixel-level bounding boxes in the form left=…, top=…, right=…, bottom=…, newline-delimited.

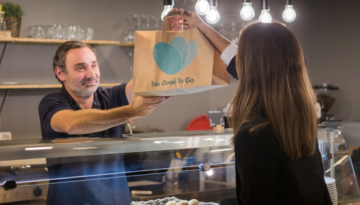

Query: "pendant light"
left=258, top=0, right=272, bottom=23
left=195, top=0, right=211, bottom=15
left=206, top=0, right=220, bottom=24
left=240, top=0, right=255, bottom=21
left=161, top=0, right=174, bottom=21
left=282, top=0, right=296, bottom=22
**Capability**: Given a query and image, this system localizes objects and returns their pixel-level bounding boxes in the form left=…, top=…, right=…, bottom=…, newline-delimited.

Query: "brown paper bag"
left=132, top=13, right=230, bottom=96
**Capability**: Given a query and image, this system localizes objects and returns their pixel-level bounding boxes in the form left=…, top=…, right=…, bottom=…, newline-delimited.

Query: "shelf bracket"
left=0, top=89, right=9, bottom=116
left=0, top=42, right=8, bottom=68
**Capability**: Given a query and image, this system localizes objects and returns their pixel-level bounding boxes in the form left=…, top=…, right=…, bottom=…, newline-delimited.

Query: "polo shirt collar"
left=60, top=85, right=101, bottom=109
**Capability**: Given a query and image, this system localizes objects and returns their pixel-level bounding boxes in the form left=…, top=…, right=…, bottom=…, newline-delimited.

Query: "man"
left=39, top=40, right=170, bottom=139
left=38, top=40, right=171, bottom=205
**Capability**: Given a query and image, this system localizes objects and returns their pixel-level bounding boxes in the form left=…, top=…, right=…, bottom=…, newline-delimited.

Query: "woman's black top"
left=235, top=125, right=332, bottom=205
left=228, top=57, right=332, bottom=205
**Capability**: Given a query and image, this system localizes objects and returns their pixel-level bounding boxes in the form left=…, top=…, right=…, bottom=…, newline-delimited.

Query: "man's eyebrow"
left=73, top=63, right=86, bottom=67
left=73, top=61, right=98, bottom=67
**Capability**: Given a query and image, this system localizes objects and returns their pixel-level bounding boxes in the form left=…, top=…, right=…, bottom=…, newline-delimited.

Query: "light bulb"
left=161, top=5, right=173, bottom=21
left=195, top=0, right=210, bottom=15
left=282, top=5, right=296, bottom=22
left=259, top=10, right=272, bottom=23
left=206, top=6, right=220, bottom=24
left=240, top=3, right=255, bottom=21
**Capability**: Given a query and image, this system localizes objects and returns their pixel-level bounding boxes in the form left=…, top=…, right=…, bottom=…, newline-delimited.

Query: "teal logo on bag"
left=153, top=37, right=198, bottom=75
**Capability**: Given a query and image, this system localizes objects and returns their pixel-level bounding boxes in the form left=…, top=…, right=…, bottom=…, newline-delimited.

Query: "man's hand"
left=128, top=95, right=172, bottom=118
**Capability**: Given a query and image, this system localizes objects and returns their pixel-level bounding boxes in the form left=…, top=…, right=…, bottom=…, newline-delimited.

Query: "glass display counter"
left=0, top=130, right=236, bottom=205
left=1, top=126, right=360, bottom=205
left=318, top=123, right=360, bottom=205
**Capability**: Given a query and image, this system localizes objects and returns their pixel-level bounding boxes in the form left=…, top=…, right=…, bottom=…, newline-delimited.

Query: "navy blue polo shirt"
left=39, top=83, right=129, bottom=139
left=38, top=83, right=132, bottom=205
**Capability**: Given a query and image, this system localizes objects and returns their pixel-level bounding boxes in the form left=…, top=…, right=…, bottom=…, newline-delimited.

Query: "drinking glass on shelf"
left=123, top=29, right=135, bottom=44
left=29, top=25, right=45, bottom=38
left=52, top=24, right=67, bottom=39
left=133, top=14, right=142, bottom=31
left=141, top=15, right=151, bottom=31
left=67, top=25, right=77, bottom=40
left=120, top=15, right=136, bottom=44
left=45, top=25, right=55, bottom=39
left=85, top=26, right=94, bottom=40
left=152, top=16, right=161, bottom=30
left=75, top=25, right=85, bottom=40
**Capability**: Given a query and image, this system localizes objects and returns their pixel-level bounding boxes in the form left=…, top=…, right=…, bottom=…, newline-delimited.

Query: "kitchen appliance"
left=313, top=83, right=339, bottom=123
left=0, top=158, right=48, bottom=204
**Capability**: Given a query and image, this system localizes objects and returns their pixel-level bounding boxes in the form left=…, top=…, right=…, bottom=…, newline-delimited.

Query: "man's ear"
left=55, top=66, right=65, bottom=82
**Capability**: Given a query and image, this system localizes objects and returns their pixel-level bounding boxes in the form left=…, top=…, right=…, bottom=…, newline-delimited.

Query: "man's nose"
left=86, top=67, right=97, bottom=77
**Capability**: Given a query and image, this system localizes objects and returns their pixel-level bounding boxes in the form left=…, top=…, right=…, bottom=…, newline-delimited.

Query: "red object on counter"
left=185, top=115, right=212, bottom=131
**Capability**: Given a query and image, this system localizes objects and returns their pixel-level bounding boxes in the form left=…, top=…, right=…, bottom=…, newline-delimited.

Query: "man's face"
left=59, top=47, right=100, bottom=99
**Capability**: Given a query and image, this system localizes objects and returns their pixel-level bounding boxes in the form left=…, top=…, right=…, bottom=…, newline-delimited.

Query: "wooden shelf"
left=0, top=37, right=136, bottom=47
left=0, top=37, right=120, bottom=45
left=119, top=43, right=134, bottom=47
left=0, top=83, right=121, bottom=89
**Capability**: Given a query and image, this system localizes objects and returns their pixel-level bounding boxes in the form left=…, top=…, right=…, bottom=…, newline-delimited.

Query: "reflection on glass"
left=25, top=146, right=53, bottom=151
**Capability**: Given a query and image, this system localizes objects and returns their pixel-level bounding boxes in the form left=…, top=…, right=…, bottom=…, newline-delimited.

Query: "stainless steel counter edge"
left=0, top=130, right=235, bottom=161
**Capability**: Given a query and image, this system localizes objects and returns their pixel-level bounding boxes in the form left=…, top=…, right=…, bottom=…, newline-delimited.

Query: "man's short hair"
left=53, top=40, right=95, bottom=83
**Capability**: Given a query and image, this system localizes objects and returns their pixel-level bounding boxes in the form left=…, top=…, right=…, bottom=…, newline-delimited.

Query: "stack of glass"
left=121, top=14, right=161, bottom=44
left=28, top=24, right=94, bottom=40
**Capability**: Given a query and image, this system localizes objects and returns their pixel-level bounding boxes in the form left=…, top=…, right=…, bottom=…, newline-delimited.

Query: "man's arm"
left=50, top=95, right=170, bottom=135
left=125, top=79, right=134, bottom=103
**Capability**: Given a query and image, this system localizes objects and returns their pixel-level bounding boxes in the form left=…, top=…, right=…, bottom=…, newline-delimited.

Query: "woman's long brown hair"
left=230, top=22, right=317, bottom=160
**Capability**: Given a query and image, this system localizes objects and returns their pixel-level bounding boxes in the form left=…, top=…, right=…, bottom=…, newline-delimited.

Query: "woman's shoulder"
left=235, top=124, right=279, bottom=149
left=237, top=123, right=274, bottom=138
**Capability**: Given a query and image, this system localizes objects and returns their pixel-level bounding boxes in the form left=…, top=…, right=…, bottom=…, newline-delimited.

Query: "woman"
left=182, top=11, right=332, bottom=205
